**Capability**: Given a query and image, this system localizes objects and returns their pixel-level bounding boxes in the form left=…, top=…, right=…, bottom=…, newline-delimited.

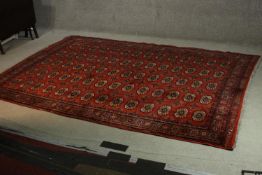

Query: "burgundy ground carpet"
left=0, top=36, right=259, bottom=150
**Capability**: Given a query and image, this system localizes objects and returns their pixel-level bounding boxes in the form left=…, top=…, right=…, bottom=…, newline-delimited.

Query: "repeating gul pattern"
left=0, top=36, right=259, bottom=149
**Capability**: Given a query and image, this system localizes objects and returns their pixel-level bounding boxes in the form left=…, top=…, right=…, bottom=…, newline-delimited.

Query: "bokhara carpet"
left=0, top=36, right=259, bottom=150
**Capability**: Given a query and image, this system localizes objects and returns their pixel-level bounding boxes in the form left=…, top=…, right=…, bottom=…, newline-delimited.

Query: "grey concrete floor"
left=0, top=30, right=262, bottom=175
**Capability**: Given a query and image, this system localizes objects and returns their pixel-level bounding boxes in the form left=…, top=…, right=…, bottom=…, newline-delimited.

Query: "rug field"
left=0, top=36, right=259, bottom=150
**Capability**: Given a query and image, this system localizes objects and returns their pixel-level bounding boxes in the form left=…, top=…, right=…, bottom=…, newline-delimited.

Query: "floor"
left=0, top=29, right=262, bottom=175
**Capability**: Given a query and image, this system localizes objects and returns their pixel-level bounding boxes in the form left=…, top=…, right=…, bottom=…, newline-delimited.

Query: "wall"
left=33, top=0, right=262, bottom=45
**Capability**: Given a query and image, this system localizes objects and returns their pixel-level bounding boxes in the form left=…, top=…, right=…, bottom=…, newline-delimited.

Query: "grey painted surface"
left=33, top=0, right=262, bottom=46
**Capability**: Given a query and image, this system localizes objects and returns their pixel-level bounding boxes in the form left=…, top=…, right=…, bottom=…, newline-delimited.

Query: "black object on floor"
left=107, top=152, right=131, bottom=162
left=135, top=159, right=166, bottom=175
left=101, top=141, right=128, bottom=152
left=242, top=170, right=262, bottom=175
